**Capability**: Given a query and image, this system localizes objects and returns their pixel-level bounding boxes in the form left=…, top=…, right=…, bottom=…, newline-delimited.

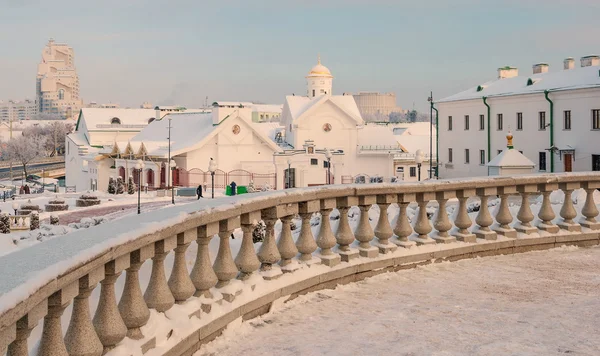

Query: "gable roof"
left=358, top=125, right=401, bottom=148
left=77, top=108, right=156, bottom=132
left=284, top=95, right=364, bottom=125
left=439, top=65, right=600, bottom=103
left=486, top=149, right=535, bottom=168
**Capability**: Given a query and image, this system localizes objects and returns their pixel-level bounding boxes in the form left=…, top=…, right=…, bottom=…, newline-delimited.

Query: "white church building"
left=66, top=58, right=433, bottom=192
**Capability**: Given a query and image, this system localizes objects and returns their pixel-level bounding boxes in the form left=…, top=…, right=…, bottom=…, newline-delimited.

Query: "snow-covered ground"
left=197, top=245, right=600, bottom=356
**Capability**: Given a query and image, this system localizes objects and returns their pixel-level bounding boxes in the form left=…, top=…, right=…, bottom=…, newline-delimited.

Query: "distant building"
left=346, top=92, right=402, bottom=121
left=0, top=99, right=38, bottom=122
left=36, top=38, right=83, bottom=119
left=251, top=104, right=283, bottom=122
left=140, top=101, right=153, bottom=109
left=87, top=102, right=120, bottom=109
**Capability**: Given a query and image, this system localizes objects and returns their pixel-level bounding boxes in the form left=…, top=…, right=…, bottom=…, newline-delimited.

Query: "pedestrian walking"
left=196, top=184, right=203, bottom=199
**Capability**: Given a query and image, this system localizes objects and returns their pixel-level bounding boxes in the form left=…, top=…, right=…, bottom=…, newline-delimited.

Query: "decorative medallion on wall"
left=323, top=123, right=332, bottom=132
left=232, top=125, right=241, bottom=135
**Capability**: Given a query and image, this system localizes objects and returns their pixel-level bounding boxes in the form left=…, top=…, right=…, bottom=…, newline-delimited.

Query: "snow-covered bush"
left=45, top=197, right=68, bottom=212
left=252, top=221, right=266, bottom=243
left=0, top=213, right=10, bottom=234
left=30, top=212, right=40, bottom=230
left=116, top=177, right=125, bottom=194
left=108, top=177, right=116, bottom=194
left=290, top=219, right=297, bottom=231
left=247, top=181, right=256, bottom=193
left=310, top=213, right=321, bottom=227
left=260, top=183, right=273, bottom=192
left=50, top=215, right=59, bottom=225
left=76, top=194, right=101, bottom=207
left=68, top=217, right=107, bottom=229
left=127, top=175, right=135, bottom=195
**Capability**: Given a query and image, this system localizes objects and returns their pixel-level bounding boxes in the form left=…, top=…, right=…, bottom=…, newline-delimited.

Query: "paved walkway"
left=198, top=246, right=600, bottom=356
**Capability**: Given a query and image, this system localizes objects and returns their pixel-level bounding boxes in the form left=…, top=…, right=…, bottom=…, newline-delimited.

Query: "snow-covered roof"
left=212, top=101, right=254, bottom=108
left=392, top=122, right=436, bottom=136
left=396, top=135, right=435, bottom=155
left=77, top=108, right=156, bottom=131
left=67, top=131, right=88, bottom=146
left=252, top=122, right=284, bottom=142
left=486, top=148, right=535, bottom=168
left=358, top=125, right=402, bottom=148
left=284, top=95, right=364, bottom=125
left=439, top=65, right=600, bottom=103
left=251, top=104, right=283, bottom=113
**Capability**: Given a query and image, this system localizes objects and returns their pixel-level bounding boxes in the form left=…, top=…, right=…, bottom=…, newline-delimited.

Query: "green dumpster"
left=237, top=186, right=248, bottom=194
left=225, top=185, right=232, bottom=196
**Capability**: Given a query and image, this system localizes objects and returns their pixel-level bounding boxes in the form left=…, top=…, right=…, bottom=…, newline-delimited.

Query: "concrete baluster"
left=7, top=302, right=47, bottom=356
left=580, top=182, right=600, bottom=230
left=452, top=189, right=476, bottom=243
left=236, top=211, right=261, bottom=280
left=37, top=282, right=78, bottom=356
left=65, top=269, right=104, bottom=356
left=474, top=188, right=497, bottom=240
left=93, top=255, right=129, bottom=353
left=119, top=246, right=153, bottom=340
left=190, top=222, right=219, bottom=314
left=355, top=195, right=379, bottom=257
left=214, top=218, right=242, bottom=302
left=537, top=184, right=559, bottom=233
left=374, top=194, right=398, bottom=252
left=296, top=200, right=320, bottom=265
left=432, top=191, right=456, bottom=243
left=514, top=185, right=538, bottom=235
left=144, top=237, right=176, bottom=312
left=258, top=207, right=282, bottom=279
left=414, top=192, right=436, bottom=245
left=335, top=196, right=359, bottom=261
left=493, top=186, right=517, bottom=238
left=558, top=183, right=581, bottom=232
left=278, top=211, right=300, bottom=272
left=316, top=198, right=341, bottom=266
left=168, top=229, right=197, bottom=304
left=392, top=194, right=417, bottom=248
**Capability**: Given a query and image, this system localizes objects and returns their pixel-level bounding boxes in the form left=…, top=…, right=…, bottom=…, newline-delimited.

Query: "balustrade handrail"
left=1, top=172, right=599, bottom=354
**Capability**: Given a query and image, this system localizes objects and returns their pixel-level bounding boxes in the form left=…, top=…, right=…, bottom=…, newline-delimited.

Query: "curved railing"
left=1, top=173, right=600, bottom=355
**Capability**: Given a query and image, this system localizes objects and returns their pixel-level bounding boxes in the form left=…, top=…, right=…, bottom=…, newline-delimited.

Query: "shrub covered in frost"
left=252, top=221, right=266, bottom=243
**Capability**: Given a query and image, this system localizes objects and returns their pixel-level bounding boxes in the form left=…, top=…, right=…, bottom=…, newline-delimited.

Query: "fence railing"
left=0, top=173, right=599, bottom=355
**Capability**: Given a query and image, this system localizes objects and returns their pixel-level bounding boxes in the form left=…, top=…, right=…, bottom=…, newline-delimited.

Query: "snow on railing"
left=0, top=173, right=599, bottom=355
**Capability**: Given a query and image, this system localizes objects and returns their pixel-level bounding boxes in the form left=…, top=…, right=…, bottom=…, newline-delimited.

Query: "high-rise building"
left=36, top=38, right=83, bottom=119
left=0, top=99, right=38, bottom=122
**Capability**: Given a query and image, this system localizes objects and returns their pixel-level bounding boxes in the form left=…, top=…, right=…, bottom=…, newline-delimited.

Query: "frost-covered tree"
left=108, top=177, right=116, bottom=194
left=252, top=221, right=266, bottom=243
left=4, top=134, right=47, bottom=178
left=0, top=213, right=10, bottom=233
left=30, top=212, right=40, bottom=230
left=50, top=215, right=59, bottom=225
left=116, top=177, right=125, bottom=194
left=22, top=121, right=73, bottom=156
left=127, top=175, right=135, bottom=194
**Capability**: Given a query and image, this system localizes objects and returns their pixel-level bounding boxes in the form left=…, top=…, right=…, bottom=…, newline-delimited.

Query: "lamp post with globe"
left=170, top=159, right=176, bottom=204
left=415, top=149, right=424, bottom=181
left=287, top=158, right=292, bottom=188
left=208, top=158, right=217, bottom=199
left=136, top=160, right=145, bottom=214
left=12, top=202, right=19, bottom=224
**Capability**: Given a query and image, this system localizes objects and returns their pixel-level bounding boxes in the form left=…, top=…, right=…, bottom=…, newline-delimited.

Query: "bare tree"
left=4, top=135, right=47, bottom=179
left=22, top=122, right=73, bottom=156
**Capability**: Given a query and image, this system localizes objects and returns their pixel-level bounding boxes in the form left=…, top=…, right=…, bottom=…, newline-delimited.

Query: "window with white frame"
left=539, top=111, right=546, bottom=130
left=480, top=150, right=485, bottom=165
left=564, top=110, right=571, bottom=130
left=592, top=109, right=600, bottom=130
left=517, top=112, right=523, bottom=130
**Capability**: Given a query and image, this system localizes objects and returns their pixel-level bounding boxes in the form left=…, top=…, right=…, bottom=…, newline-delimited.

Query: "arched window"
left=148, top=117, right=155, bottom=124
left=111, top=117, right=121, bottom=124
left=58, top=89, right=65, bottom=100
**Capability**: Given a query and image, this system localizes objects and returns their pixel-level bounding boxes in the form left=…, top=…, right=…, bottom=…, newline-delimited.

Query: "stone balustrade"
left=1, top=173, right=599, bottom=355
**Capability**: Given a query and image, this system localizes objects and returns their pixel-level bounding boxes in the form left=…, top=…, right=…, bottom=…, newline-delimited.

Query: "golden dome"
left=307, top=55, right=333, bottom=78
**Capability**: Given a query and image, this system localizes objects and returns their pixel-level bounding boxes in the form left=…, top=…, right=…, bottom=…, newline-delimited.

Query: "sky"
left=1, top=0, right=599, bottom=111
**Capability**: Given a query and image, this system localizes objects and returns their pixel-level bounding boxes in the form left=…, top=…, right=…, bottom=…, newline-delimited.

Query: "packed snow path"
left=198, top=246, right=600, bottom=356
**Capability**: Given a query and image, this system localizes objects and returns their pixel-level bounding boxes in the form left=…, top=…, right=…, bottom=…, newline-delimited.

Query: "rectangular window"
left=448, top=148, right=453, bottom=163
left=516, top=112, right=523, bottom=130
left=465, top=149, right=470, bottom=163
left=480, top=150, right=486, bottom=165
left=539, top=111, right=546, bottom=130
left=539, top=152, right=547, bottom=171
left=464, top=115, right=470, bottom=130
left=497, top=114, right=503, bottom=131
left=409, top=167, right=417, bottom=177
left=592, top=109, right=600, bottom=130
left=310, top=158, right=318, bottom=165
left=479, top=114, right=485, bottom=130
left=564, top=110, right=571, bottom=130
left=448, top=116, right=453, bottom=131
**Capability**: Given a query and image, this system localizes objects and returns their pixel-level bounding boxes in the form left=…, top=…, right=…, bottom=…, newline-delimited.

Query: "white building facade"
left=0, top=100, right=38, bottom=122
left=36, top=39, right=83, bottom=119
left=437, top=56, right=600, bottom=179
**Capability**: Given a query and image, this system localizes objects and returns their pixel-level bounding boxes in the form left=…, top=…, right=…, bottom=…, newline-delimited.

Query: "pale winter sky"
left=1, top=0, right=599, bottom=111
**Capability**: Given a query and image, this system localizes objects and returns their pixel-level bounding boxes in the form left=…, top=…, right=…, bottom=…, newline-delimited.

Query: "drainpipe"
left=544, top=90, right=554, bottom=172
left=432, top=104, right=439, bottom=178
left=482, top=97, right=491, bottom=162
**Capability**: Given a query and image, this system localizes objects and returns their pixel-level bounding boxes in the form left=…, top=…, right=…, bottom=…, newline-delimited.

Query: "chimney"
left=564, top=57, right=575, bottom=70
left=497, top=66, right=518, bottom=79
left=580, top=55, right=600, bottom=67
left=532, top=63, right=549, bottom=74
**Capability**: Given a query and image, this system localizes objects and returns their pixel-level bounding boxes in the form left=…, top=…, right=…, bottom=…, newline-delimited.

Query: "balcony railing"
left=0, top=173, right=599, bottom=355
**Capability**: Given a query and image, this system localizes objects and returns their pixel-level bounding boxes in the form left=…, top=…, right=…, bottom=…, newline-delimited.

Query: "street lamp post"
left=286, top=158, right=292, bottom=189
left=208, top=158, right=217, bottom=199
left=42, top=169, right=45, bottom=192
left=428, top=93, right=433, bottom=179
left=170, top=159, right=176, bottom=204
left=136, top=159, right=145, bottom=214
left=324, top=148, right=332, bottom=185
left=12, top=202, right=19, bottom=224
left=415, top=149, right=424, bottom=182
